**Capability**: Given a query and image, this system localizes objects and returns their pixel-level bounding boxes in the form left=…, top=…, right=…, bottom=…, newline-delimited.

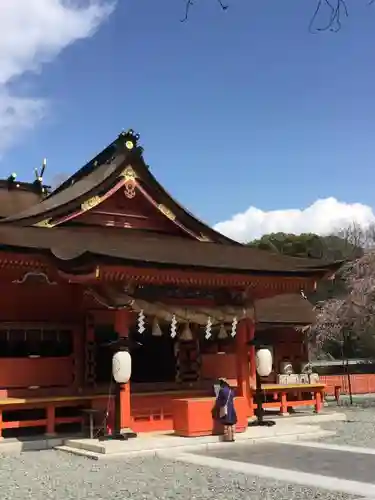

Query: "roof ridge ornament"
left=119, top=129, right=140, bottom=151
left=33, top=158, right=47, bottom=194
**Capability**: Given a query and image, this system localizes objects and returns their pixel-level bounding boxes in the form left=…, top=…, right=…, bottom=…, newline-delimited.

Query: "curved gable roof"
left=1, top=130, right=238, bottom=245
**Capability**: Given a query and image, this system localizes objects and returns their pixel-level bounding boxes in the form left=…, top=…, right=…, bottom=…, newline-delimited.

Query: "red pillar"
left=235, top=320, right=247, bottom=397
left=235, top=319, right=252, bottom=416
left=114, top=309, right=132, bottom=432
left=247, top=319, right=256, bottom=389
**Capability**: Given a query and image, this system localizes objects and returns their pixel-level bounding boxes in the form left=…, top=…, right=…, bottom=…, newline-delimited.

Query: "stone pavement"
left=54, top=411, right=345, bottom=459
left=166, top=439, right=375, bottom=498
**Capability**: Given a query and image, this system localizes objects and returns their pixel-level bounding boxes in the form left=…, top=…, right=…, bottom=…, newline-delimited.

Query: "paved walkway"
left=165, top=439, right=375, bottom=498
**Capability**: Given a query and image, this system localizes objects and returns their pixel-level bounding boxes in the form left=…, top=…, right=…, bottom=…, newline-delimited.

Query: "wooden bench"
left=0, top=395, right=110, bottom=438
left=251, top=383, right=325, bottom=416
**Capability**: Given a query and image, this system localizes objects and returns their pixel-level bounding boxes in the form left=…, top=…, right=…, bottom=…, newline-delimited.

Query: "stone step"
left=260, top=411, right=347, bottom=425
left=56, top=424, right=335, bottom=460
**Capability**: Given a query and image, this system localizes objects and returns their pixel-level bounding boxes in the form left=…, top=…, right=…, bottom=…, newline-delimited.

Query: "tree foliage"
left=248, top=224, right=375, bottom=359
left=248, top=231, right=361, bottom=261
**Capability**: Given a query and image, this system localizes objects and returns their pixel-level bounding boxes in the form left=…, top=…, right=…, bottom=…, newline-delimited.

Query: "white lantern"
left=256, top=348, right=273, bottom=377
left=112, top=350, right=132, bottom=384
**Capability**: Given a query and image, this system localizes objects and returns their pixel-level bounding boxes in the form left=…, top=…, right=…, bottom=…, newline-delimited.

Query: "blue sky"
left=2, top=1, right=375, bottom=241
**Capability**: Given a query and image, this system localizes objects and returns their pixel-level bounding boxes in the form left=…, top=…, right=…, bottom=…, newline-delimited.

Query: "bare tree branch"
left=335, top=222, right=375, bottom=252
left=181, top=0, right=373, bottom=33
left=181, top=0, right=228, bottom=22
left=309, top=0, right=348, bottom=33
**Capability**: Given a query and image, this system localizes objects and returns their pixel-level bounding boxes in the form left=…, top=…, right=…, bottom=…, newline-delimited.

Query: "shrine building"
left=0, top=130, right=340, bottom=439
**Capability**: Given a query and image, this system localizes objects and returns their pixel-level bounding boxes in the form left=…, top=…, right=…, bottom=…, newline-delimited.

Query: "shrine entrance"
left=129, top=323, right=176, bottom=385
left=93, top=324, right=117, bottom=385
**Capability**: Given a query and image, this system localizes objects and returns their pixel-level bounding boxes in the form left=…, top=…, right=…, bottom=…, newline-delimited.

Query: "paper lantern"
left=256, top=348, right=273, bottom=377
left=112, top=350, right=132, bottom=384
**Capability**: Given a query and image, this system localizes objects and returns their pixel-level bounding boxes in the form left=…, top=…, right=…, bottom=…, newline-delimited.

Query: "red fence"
left=321, top=374, right=375, bottom=395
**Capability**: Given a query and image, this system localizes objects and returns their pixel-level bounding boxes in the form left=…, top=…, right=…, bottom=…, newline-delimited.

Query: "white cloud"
left=214, top=197, right=375, bottom=243
left=0, top=0, right=115, bottom=152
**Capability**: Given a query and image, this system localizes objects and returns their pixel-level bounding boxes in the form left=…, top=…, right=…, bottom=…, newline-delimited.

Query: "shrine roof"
left=1, top=130, right=238, bottom=245
left=0, top=180, right=46, bottom=218
left=254, top=293, right=315, bottom=324
left=0, top=129, right=342, bottom=276
left=1, top=154, right=123, bottom=223
left=0, top=225, right=341, bottom=276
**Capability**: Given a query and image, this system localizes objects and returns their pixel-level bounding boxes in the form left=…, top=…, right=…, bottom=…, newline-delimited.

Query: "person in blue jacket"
left=214, top=377, right=237, bottom=442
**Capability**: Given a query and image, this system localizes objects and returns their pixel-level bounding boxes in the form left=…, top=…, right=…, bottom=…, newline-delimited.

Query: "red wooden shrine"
left=0, top=130, right=340, bottom=439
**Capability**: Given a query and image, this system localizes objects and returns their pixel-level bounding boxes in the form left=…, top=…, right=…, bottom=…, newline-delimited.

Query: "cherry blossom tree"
left=310, top=249, right=375, bottom=359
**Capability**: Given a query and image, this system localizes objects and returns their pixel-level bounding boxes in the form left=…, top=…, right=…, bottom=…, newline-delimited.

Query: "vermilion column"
left=235, top=319, right=253, bottom=416
left=247, top=319, right=256, bottom=389
left=114, top=309, right=132, bottom=432
left=235, top=320, right=247, bottom=397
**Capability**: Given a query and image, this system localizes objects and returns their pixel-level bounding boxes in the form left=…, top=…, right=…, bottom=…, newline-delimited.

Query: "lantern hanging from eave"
left=255, top=348, right=273, bottom=377
left=112, top=350, right=132, bottom=384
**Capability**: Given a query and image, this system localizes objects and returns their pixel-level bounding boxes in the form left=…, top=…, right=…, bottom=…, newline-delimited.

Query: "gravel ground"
left=0, top=450, right=355, bottom=500
left=2, top=405, right=375, bottom=500
left=320, top=405, right=375, bottom=448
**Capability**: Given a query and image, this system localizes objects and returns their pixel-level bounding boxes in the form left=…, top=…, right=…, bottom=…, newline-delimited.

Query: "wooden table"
left=250, top=383, right=325, bottom=415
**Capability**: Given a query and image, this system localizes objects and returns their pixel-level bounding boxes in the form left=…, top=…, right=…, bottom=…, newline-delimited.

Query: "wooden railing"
left=0, top=395, right=109, bottom=438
